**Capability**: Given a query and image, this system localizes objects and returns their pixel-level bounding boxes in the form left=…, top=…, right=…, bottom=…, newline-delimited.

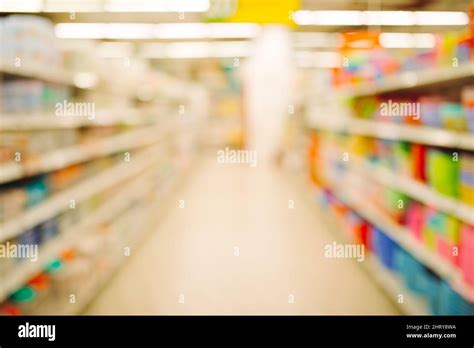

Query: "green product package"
left=10, top=286, right=36, bottom=304
left=427, top=150, right=459, bottom=198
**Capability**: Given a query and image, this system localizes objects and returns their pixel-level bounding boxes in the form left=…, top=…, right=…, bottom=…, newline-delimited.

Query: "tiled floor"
left=86, top=156, right=399, bottom=314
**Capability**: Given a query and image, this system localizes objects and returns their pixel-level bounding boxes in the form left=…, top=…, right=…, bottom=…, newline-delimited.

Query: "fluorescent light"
left=43, top=0, right=103, bottom=12
left=105, top=0, right=210, bottom=12
left=107, top=23, right=154, bottom=39
left=296, top=51, right=341, bottom=68
left=294, top=32, right=343, bottom=48
left=154, top=23, right=208, bottom=39
left=55, top=23, right=260, bottom=40
left=139, top=41, right=251, bottom=59
left=55, top=23, right=107, bottom=39
left=0, top=0, right=42, bottom=12
left=365, top=11, right=416, bottom=26
left=74, top=72, right=98, bottom=89
left=294, top=10, right=363, bottom=26
left=55, top=23, right=155, bottom=39
left=415, top=11, right=469, bottom=25
left=379, top=33, right=436, bottom=48
left=294, top=10, right=468, bottom=26
left=165, top=42, right=211, bottom=58
left=208, top=23, right=261, bottom=39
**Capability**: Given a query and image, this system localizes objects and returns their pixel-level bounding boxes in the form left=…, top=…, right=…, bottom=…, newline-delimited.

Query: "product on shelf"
left=462, top=86, right=474, bottom=132
left=1, top=79, right=71, bottom=114
left=426, top=149, right=459, bottom=198
left=334, top=30, right=473, bottom=87
left=436, top=281, right=474, bottom=315
left=460, top=224, right=474, bottom=286
left=0, top=15, right=62, bottom=67
left=308, top=132, right=474, bottom=315
left=351, top=95, right=473, bottom=134
left=411, top=143, right=427, bottom=182
left=9, top=286, right=38, bottom=315
left=370, top=226, right=399, bottom=270
left=394, top=247, right=441, bottom=313
left=459, top=152, right=474, bottom=206
left=405, top=201, right=425, bottom=242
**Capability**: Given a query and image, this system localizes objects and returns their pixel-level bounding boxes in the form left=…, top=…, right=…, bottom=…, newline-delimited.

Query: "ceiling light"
left=294, top=10, right=468, bottom=26
left=55, top=23, right=260, bottom=40
left=294, top=10, right=363, bottom=26
left=165, top=42, right=212, bottom=58
left=0, top=0, right=42, bottom=12
left=139, top=41, right=251, bottom=59
left=379, top=33, right=436, bottom=48
left=105, top=0, right=210, bottom=13
left=154, top=23, right=209, bottom=39
left=55, top=23, right=107, bottom=39
left=294, top=32, right=343, bottom=48
left=43, top=0, right=103, bottom=12
left=208, top=23, right=261, bottom=39
left=415, top=11, right=469, bottom=25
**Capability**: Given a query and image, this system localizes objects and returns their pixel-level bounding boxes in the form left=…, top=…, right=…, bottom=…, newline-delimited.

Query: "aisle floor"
left=86, top=155, right=399, bottom=314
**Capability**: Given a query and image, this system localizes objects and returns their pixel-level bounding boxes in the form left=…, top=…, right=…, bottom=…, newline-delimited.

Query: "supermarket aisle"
left=86, top=154, right=399, bottom=315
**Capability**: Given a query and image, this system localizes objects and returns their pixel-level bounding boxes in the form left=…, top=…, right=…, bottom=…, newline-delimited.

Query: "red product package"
left=411, top=143, right=427, bottom=182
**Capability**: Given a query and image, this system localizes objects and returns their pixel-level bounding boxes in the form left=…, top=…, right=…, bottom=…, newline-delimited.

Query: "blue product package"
left=437, top=281, right=474, bottom=315
left=26, top=177, right=48, bottom=207
left=371, top=227, right=398, bottom=269
left=39, top=218, right=58, bottom=243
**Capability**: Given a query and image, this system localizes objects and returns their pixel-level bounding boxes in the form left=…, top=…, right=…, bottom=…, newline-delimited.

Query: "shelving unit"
left=0, top=144, right=162, bottom=242
left=324, top=178, right=474, bottom=302
left=295, top=172, right=430, bottom=315
left=310, top=118, right=474, bottom=151
left=0, top=61, right=77, bottom=87
left=337, top=62, right=474, bottom=97
left=0, top=124, right=170, bottom=184
left=36, top=154, right=193, bottom=315
left=0, top=109, right=153, bottom=130
left=306, top=51, right=474, bottom=316
left=0, top=165, right=158, bottom=302
left=363, top=255, right=430, bottom=315
left=347, top=156, right=474, bottom=225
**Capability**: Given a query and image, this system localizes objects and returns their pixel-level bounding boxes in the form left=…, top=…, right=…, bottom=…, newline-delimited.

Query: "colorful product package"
left=426, top=149, right=459, bottom=198
left=460, top=224, right=474, bottom=286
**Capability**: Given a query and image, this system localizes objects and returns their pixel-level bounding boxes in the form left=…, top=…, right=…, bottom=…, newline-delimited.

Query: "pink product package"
left=460, top=224, right=474, bottom=286
left=436, top=236, right=459, bottom=267
left=405, top=202, right=425, bottom=241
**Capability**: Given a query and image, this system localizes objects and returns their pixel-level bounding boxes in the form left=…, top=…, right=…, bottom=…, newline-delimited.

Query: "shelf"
left=297, top=177, right=429, bottom=314
left=0, top=145, right=161, bottom=243
left=0, top=166, right=158, bottom=303
left=348, top=157, right=474, bottom=225
left=0, top=61, right=76, bottom=86
left=32, top=160, right=188, bottom=315
left=324, top=180, right=474, bottom=302
left=312, top=187, right=430, bottom=315
left=364, top=255, right=430, bottom=315
left=310, top=118, right=474, bottom=151
left=337, top=62, right=474, bottom=97
left=0, top=109, right=154, bottom=130
left=0, top=125, right=165, bottom=184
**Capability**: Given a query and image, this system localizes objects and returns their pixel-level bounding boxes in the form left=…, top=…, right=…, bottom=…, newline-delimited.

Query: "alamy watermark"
left=380, top=100, right=420, bottom=120
left=324, top=241, right=365, bottom=262
left=0, top=241, right=38, bottom=262
left=55, top=100, right=95, bottom=120
left=217, top=147, right=257, bottom=168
